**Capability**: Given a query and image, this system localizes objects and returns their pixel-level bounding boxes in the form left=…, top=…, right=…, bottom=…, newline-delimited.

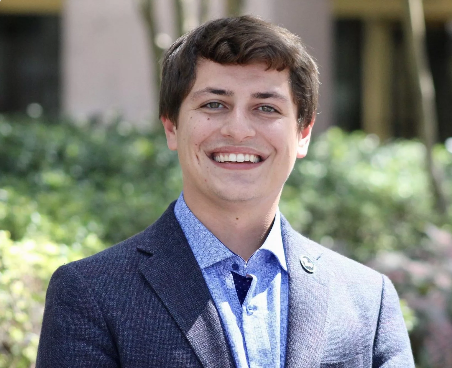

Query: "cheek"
left=189, top=121, right=217, bottom=144
left=177, top=128, right=209, bottom=156
left=266, top=131, right=297, bottom=154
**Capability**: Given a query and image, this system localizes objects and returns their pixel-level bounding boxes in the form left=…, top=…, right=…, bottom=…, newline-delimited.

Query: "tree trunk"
left=199, top=0, right=209, bottom=24
left=138, top=0, right=247, bottom=120
left=138, top=0, right=163, bottom=97
left=226, top=0, right=245, bottom=17
left=174, top=0, right=185, bottom=36
left=402, top=0, right=448, bottom=215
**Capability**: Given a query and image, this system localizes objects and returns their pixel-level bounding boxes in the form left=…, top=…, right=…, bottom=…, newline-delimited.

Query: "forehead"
left=188, top=60, right=292, bottom=98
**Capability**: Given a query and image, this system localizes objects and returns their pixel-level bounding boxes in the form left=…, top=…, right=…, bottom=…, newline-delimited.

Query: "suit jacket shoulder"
left=37, top=202, right=234, bottom=368
left=280, top=216, right=414, bottom=367
left=37, top=203, right=414, bottom=368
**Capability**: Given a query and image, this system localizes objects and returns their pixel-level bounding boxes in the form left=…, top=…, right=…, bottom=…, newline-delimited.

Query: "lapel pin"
left=300, top=255, right=315, bottom=274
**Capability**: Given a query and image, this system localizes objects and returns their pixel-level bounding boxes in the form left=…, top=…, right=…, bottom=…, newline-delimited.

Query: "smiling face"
left=162, top=60, right=313, bottom=211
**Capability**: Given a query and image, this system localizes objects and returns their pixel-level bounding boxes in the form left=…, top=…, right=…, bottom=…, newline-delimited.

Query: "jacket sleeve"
left=36, top=264, right=119, bottom=368
left=372, top=275, right=415, bottom=367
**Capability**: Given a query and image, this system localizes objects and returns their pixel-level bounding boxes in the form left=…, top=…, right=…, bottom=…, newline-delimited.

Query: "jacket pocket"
left=320, top=353, right=364, bottom=368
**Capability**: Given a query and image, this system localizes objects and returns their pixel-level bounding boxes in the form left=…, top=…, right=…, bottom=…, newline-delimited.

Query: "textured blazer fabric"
left=36, top=202, right=415, bottom=367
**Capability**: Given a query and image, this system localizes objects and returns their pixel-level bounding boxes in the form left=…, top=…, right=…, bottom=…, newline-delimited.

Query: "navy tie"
left=232, top=272, right=253, bottom=305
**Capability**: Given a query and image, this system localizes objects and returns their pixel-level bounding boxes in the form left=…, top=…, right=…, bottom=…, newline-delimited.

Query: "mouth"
left=211, top=152, right=263, bottom=163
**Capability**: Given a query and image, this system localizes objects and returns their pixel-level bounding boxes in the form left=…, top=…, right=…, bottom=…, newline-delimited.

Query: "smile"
left=212, top=153, right=262, bottom=163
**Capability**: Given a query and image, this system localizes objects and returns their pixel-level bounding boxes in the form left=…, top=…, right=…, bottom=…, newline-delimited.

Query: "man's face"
left=162, top=60, right=313, bottom=208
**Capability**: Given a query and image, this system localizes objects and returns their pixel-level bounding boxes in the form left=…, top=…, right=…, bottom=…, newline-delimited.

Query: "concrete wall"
left=63, top=0, right=332, bottom=131
left=63, top=0, right=154, bottom=122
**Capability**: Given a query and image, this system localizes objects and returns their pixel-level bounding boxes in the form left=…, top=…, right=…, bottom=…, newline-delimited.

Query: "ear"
left=161, top=116, right=178, bottom=151
left=296, top=117, right=315, bottom=159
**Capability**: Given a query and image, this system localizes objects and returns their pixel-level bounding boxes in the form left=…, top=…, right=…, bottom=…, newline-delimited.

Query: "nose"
left=220, top=107, right=255, bottom=142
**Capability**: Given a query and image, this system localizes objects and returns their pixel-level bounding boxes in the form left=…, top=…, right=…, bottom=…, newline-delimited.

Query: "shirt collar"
left=174, top=193, right=287, bottom=272
left=260, top=210, right=287, bottom=271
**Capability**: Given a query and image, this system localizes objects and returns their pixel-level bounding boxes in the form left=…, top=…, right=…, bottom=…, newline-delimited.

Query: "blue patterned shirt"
left=174, top=194, right=289, bottom=368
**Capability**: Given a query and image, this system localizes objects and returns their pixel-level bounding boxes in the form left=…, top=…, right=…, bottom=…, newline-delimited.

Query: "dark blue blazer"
left=37, top=202, right=414, bottom=367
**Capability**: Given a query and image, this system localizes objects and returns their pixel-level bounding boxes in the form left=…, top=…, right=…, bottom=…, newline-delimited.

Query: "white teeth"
left=213, top=153, right=261, bottom=163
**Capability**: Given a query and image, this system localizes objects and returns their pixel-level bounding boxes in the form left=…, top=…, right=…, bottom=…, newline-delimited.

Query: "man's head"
left=159, top=15, right=319, bottom=131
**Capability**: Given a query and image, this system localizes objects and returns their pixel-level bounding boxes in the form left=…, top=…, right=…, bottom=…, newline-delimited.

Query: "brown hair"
left=159, top=15, right=319, bottom=130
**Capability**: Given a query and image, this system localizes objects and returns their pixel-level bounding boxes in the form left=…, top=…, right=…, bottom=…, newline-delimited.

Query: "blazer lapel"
left=137, top=204, right=234, bottom=368
left=281, top=217, right=330, bottom=368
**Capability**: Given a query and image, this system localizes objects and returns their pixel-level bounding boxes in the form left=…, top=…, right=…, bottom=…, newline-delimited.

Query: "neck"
left=184, top=194, right=280, bottom=261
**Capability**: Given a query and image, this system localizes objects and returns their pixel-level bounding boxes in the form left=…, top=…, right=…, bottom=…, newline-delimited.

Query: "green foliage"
left=0, top=116, right=182, bottom=367
left=282, top=128, right=452, bottom=262
left=0, top=116, right=451, bottom=367
left=0, top=116, right=182, bottom=245
left=367, top=224, right=452, bottom=367
left=0, top=230, right=89, bottom=368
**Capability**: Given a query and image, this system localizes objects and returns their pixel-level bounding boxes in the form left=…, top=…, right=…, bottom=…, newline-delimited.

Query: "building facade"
left=1, top=0, right=451, bottom=140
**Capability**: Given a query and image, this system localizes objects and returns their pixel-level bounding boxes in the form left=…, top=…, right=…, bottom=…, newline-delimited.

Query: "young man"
left=37, top=16, right=414, bottom=367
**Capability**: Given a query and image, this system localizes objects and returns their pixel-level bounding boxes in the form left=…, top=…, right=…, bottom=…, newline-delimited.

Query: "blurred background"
left=1, top=0, right=452, bottom=138
left=0, top=0, right=451, bottom=367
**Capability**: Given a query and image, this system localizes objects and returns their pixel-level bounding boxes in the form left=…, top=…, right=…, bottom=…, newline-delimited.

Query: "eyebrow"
left=251, top=92, right=289, bottom=102
left=190, top=87, right=289, bottom=103
left=191, top=87, right=234, bottom=100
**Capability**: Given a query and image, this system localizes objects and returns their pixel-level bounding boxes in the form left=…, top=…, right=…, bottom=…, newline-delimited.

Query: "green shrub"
left=0, top=230, right=98, bottom=368
left=282, top=128, right=452, bottom=262
left=0, top=115, right=451, bottom=367
left=0, top=116, right=182, bottom=245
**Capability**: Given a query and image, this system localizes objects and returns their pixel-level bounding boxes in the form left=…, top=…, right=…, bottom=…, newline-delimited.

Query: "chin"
left=210, top=186, right=261, bottom=203
left=216, top=193, right=257, bottom=203
left=216, top=188, right=280, bottom=205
